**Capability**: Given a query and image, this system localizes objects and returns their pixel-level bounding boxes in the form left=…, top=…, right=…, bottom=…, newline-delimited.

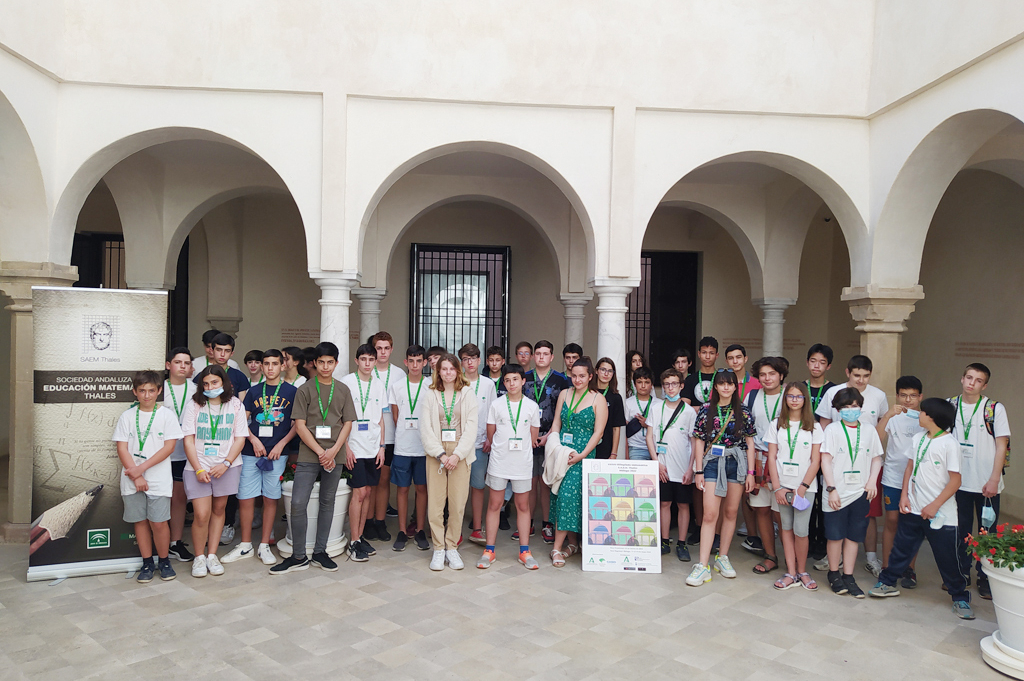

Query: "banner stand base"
left=28, top=557, right=144, bottom=582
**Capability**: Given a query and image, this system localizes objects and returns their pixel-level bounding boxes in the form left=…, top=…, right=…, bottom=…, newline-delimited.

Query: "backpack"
left=986, top=399, right=1011, bottom=469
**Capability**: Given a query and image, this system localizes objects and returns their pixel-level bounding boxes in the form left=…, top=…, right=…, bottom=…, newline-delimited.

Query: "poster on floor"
left=28, top=287, right=168, bottom=581
left=582, top=458, right=661, bottom=573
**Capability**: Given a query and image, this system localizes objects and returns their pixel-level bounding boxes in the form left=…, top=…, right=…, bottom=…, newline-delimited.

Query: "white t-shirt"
left=949, top=396, right=1011, bottom=494
left=820, top=421, right=883, bottom=511
left=390, top=376, right=428, bottom=457
left=469, top=376, right=498, bottom=449
left=625, top=395, right=662, bottom=450
left=815, top=383, right=888, bottom=427
left=286, top=375, right=307, bottom=388
left=486, top=395, right=541, bottom=480
left=750, top=390, right=785, bottom=452
left=193, top=356, right=240, bottom=372
left=764, top=420, right=824, bottom=493
left=907, top=432, right=960, bottom=525
left=112, top=405, right=183, bottom=497
left=163, top=379, right=197, bottom=462
left=180, top=397, right=249, bottom=472
left=882, top=412, right=926, bottom=489
left=374, top=363, right=405, bottom=445
left=647, top=400, right=696, bottom=482
left=342, top=372, right=386, bottom=459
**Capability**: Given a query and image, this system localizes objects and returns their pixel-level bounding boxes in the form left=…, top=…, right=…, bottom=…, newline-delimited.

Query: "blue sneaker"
left=158, top=558, right=177, bottom=581
left=137, top=561, right=155, bottom=583
left=952, top=600, right=975, bottom=620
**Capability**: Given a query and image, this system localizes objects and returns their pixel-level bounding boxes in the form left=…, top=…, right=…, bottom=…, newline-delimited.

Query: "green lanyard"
left=167, top=382, right=184, bottom=419
left=658, top=401, right=681, bottom=441
left=440, top=389, right=456, bottom=426
left=532, top=371, right=550, bottom=403
left=374, top=365, right=392, bottom=394
left=315, top=379, right=335, bottom=422
left=261, top=381, right=283, bottom=423
left=135, top=407, right=156, bottom=455
left=566, top=388, right=587, bottom=428
left=602, top=386, right=610, bottom=397
left=207, top=402, right=224, bottom=442
left=738, top=375, right=750, bottom=401
left=407, top=378, right=424, bottom=413
left=506, top=395, right=524, bottom=430
left=912, top=430, right=945, bottom=478
left=474, top=378, right=481, bottom=395
left=785, top=422, right=800, bottom=460
left=806, top=382, right=826, bottom=412
left=712, top=406, right=733, bottom=444
left=841, top=422, right=862, bottom=469
left=763, top=391, right=781, bottom=422
left=355, top=376, right=372, bottom=418
left=635, top=395, right=652, bottom=420
left=957, top=397, right=983, bottom=440
left=697, top=374, right=713, bottom=402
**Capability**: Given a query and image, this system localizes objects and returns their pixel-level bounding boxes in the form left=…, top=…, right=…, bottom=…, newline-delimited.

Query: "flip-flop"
left=753, top=555, right=779, bottom=574
left=774, top=573, right=799, bottom=590
left=797, top=572, right=818, bottom=590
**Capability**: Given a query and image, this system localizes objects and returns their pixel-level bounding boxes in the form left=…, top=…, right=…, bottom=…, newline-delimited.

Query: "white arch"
left=0, top=89, right=50, bottom=263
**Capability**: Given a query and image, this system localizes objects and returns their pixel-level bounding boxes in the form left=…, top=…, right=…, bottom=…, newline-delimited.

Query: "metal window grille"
left=410, top=244, right=509, bottom=356
left=101, top=239, right=127, bottom=289
left=625, top=255, right=652, bottom=358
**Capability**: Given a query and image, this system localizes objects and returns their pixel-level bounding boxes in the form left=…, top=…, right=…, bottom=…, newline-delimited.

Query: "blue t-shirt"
left=194, top=365, right=251, bottom=399
left=241, top=380, right=297, bottom=455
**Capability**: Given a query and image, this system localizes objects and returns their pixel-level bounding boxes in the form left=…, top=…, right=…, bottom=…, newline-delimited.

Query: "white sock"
left=866, top=551, right=877, bottom=562
left=237, top=542, right=252, bottom=549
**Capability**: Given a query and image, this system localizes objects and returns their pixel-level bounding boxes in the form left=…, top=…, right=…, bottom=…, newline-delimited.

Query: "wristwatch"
left=825, top=485, right=836, bottom=493
left=800, top=482, right=811, bottom=489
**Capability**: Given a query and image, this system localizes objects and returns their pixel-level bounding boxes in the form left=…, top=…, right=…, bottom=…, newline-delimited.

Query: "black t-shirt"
left=525, top=369, right=571, bottom=448
left=806, top=380, right=836, bottom=422
left=241, top=380, right=297, bottom=455
left=683, top=371, right=718, bottom=406
left=194, top=365, right=251, bottom=399
left=596, top=390, right=627, bottom=459
left=490, top=372, right=509, bottom=398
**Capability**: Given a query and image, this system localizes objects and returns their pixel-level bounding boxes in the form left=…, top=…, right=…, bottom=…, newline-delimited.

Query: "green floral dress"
left=551, top=400, right=596, bottom=534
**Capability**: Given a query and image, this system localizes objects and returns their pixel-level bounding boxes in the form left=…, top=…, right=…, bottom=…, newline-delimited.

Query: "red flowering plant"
left=968, top=523, right=1024, bottom=571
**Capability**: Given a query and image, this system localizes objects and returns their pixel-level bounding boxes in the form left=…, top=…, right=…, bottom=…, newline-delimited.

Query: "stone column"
left=559, top=292, right=592, bottom=349
left=593, top=279, right=639, bottom=393
left=755, top=298, right=797, bottom=357
left=841, top=285, right=924, bottom=403
left=353, top=288, right=386, bottom=345
left=315, top=274, right=359, bottom=377
left=206, top=316, right=241, bottom=336
left=0, top=262, right=78, bottom=541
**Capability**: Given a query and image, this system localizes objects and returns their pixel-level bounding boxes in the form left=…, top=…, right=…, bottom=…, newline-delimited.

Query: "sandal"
left=797, top=572, right=818, bottom=591
left=550, top=549, right=567, bottom=568
left=753, top=555, right=779, bottom=574
left=774, top=573, right=798, bottom=590
left=566, top=543, right=579, bottom=558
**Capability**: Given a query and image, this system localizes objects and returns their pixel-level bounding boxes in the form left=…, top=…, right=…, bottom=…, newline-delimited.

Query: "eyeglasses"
left=597, top=367, right=614, bottom=374
left=785, top=395, right=805, bottom=401
left=662, top=382, right=680, bottom=388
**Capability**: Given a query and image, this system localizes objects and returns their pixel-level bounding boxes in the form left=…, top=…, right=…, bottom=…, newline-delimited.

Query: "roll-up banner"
left=28, top=287, right=168, bottom=581
left=582, top=458, right=662, bottom=573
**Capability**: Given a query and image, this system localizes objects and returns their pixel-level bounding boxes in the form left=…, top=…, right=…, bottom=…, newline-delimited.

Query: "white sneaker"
left=221, top=542, right=253, bottom=563
left=865, top=557, right=882, bottom=578
left=430, top=549, right=446, bottom=571
left=220, top=525, right=235, bottom=545
left=714, top=554, right=736, bottom=578
left=735, top=523, right=748, bottom=536
left=206, top=554, right=225, bottom=576
left=191, top=555, right=208, bottom=578
left=258, top=544, right=276, bottom=566
left=813, top=555, right=831, bottom=572
left=446, top=549, right=465, bottom=570
left=686, top=563, right=712, bottom=586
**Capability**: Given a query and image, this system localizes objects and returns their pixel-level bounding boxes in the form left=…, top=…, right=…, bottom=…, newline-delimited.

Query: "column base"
left=2, top=522, right=30, bottom=543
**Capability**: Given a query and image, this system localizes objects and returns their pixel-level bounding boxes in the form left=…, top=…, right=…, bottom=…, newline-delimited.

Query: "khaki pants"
left=426, top=456, right=471, bottom=550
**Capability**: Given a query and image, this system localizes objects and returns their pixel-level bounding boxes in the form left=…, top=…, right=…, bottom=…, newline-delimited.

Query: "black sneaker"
left=393, top=531, right=409, bottom=552
left=844, top=574, right=865, bottom=599
left=687, top=531, right=700, bottom=545
left=900, top=568, right=918, bottom=590
left=137, top=561, right=155, bottom=583
left=270, top=555, right=310, bottom=574
left=498, top=510, right=511, bottom=531
left=676, top=543, right=691, bottom=562
left=168, top=540, right=194, bottom=562
left=979, top=577, right=993, bottom=600
left=741, top=536, right=765, bottom=557
left=660, top=539, right=671, bottom=555
left=414, top=530, right=431, bottom=551
left=828, top=570, right=848, bottom=595
left=386, top=504, right=399, bottom=518
left=347, top=542, right=369, bottom=562
left=375, top=519, right=392, bottom=542
left=358, top=537, right=377, bottom=556
left=362, top=521, right=379, bottom=541
left=312, top=551, right=339, bottom=572
left=158, top=558, right=177, bottom=581
left=711, top=534, right=721, bottom=554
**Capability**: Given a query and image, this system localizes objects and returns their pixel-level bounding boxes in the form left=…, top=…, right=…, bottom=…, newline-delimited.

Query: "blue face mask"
left=839, top=407, right=861, bottom=423
left=203, top=387, right=225, bottom=399
left=905, top=409, right=920, bottom=420
left=982, top=501, right=997, bottom=527
left=664, top=392, right=681, bottom=403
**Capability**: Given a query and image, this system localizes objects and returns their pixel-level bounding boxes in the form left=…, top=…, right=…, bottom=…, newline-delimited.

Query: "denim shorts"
left=237, top=455, right=287, bottom=500
left=470, top=447, right=488, bottom=489
left=391, top=454, right=427, bottom=487
left=702, top=455, right=741, bottom=484
left=882, top=484, right=902, bottom=512
left=628, top=446, right=651, bottom=461
left=823, top=493, right=870, bottom=542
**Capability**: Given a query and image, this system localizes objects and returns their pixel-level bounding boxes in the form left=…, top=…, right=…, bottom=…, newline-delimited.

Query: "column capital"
left=0, top=261, right=78, bottom=311
left=352, top=288, right=387, bottom=302
left=311, top=270, right=360, bottom=290
left=207, top=316, right=242, bottom=335
left=559, top=292, right=593, bottom=311
left=753, top=297, right=797, bottom=311
left=841, top=285, right=924, bottom=333
left=590, top=277, right=640, bottom=297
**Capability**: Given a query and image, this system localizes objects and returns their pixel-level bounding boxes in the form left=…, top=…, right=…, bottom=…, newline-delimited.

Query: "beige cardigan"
left=419, top=385, right=479, bottom=464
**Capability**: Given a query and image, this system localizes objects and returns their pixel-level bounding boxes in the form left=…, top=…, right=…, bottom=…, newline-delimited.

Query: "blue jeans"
left=880, top=513, right=969, bottom=602
left=956, top=490, right=999, bottom=582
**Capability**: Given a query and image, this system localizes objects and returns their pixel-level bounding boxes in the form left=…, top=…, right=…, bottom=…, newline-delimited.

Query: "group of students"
left=112, top=331, right=1009, bottom=622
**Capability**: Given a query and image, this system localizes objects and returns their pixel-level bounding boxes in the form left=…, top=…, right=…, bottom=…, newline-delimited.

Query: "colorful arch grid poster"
left=582, top=458, right=661, bottom=573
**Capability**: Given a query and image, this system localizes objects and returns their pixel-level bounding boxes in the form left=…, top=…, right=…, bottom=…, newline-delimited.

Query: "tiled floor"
left=0, top=525, right=1007, bottom=681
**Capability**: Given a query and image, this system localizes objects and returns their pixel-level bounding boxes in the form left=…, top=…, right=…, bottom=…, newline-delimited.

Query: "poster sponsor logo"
left=81, top=315, right=120, bottom=362
left=87, top=529, right=110, bottom=549
left=34, top=371, right=135, bottom=403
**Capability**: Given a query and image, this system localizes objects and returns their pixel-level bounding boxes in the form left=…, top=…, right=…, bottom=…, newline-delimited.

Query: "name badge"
left=404, top=418, right=419, bottom=430
left=960, top=442, right=974, bottom=458
left=561, top=432, right=574, bottom=445
left=357, top=421, right=369, bottom=432
left=843, top=470, right=861, bottom=485
left=315, top=425, right=331, bottom=439
left=710, top=445, right=725, bottom=457
left=656, top=443, right=668, bottom=455
left=509, top=438, right=523, bottom=451
left=258, top=426, right=273, bottom=438
left=383, top=405, right=390, bottom=413
left=442, top=429, right=456, bottom=442
left=782, top=462, right=800, bottom=477
left=204, top=444, right=219, bottom=458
